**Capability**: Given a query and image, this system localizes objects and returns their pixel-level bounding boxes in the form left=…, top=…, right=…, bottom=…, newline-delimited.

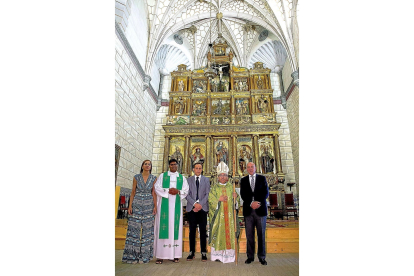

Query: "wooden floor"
left=115, top=250, right=299, bottom=276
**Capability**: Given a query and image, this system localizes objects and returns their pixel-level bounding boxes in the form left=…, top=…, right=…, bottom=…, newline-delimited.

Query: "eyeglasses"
left=169, top=163, right=178, bottom=166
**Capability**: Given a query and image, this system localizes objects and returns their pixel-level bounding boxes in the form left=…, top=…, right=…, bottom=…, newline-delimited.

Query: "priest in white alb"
left=153, top=158, right=189, bottom=264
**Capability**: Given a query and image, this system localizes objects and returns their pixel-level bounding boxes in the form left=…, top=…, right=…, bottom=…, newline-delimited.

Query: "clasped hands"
left=251, top=201, right=261, bottom=210
left=219, top=192, right=238, bottom=202
left=193, top=203, right=202, bottom=212
left=168, top=188, right=180, bottom=195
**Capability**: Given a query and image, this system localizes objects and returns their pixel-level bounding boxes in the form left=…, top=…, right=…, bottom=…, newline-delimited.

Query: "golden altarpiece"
left=162, top=37, right=287, bottom=210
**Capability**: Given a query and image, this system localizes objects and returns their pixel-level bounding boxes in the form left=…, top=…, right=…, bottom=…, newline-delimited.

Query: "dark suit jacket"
left=186, top=175, right=210, bottom=212
left=240, top=174, right=269, bottom=217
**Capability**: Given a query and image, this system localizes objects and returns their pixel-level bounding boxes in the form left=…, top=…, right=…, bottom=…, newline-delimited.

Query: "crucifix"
left=213, top=64, right=228, bottom=81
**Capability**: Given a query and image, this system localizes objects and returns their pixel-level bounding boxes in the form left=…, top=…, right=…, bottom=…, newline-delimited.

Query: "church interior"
left=115, top=0, right=299, bottom=273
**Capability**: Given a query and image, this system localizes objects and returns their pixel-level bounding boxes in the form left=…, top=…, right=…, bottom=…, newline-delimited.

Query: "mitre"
left=216, top=161, right=229, bottom=175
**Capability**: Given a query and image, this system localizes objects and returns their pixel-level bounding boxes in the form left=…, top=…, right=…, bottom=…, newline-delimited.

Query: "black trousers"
left=188, top=209, right=208, bottom=253
left=244, top=210, right=267, bottom=260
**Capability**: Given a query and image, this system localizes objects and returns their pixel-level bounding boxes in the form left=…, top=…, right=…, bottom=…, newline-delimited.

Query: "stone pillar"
left=252, top=134, right=260, bottom=170
left=205, top=135, right=211, bottom=175
left=157, top=74, right=166, bottom=111
left=273, top=133, right=283, bottom=174
left=163, top=135, right=170, bottom=172
left=143, top=74, right=151, bottom=91
left=189, top=25, right=197, bottom=68
left=291, top=70, right=299, bottom=87
left=278, top=71, right=287, bottom=109
left=184, top=135, right=190, bottom=175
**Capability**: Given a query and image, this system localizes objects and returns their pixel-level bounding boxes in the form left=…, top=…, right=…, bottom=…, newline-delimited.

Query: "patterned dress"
left=122, top=174, right=156, bottom=264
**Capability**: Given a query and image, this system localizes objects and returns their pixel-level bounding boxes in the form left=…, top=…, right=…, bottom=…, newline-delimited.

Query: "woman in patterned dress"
left=122, top=160, right=157, bottom=264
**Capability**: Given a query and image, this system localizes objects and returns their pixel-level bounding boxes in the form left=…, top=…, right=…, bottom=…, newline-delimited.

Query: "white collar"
left=250, top=173, right=256, bottom=178
left=168, top=171, right=179, bottom=176
left=218, top=182, right=227, bottom=186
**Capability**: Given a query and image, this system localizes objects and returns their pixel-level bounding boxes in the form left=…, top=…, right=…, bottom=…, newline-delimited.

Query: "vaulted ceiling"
left=145, top=0, right=298, bottom=75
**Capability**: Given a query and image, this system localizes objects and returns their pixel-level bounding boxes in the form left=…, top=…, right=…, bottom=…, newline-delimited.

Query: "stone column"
left=143, top=74, right=151, bottom=91
left=277, top=71, right=287, bottom=109
left=273, top=133, right=283, bottom=174
left=205, top=135, right=211, bottom=175
left=157, top=73, right=166, bottom=111
left=291, top=70, right=299, bottom=87
left=252, top=134, right=260, bottom=170
left=189, top=25, right=197, bottom=68
left=184, top=135, right=190, bottom=175
left=163, top=135, right=170, bottom=172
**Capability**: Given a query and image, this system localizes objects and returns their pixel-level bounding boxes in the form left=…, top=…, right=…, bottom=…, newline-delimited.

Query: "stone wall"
left=274, top=103, right=296, bottom=187
left=115, top=34, right=157, bottom=189
left=286, top=86, right=299, bottom=193
left=281, top=59, right=293, bottom=93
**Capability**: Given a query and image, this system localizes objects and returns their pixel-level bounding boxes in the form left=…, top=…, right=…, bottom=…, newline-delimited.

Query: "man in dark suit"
left=186, top=162, right=210, bottom=262
left=240, top=162, right=269, bottom=265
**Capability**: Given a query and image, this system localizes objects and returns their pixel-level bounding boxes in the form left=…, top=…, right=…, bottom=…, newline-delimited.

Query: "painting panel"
left=169, top=137, right=185, bottom=174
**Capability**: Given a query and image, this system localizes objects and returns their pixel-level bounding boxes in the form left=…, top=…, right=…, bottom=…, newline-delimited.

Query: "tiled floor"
left=115, top=250, right=299, bottom=276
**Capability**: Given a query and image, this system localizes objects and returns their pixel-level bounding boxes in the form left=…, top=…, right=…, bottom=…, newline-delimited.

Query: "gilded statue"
left=170, top=146, right=184, bottom=174
left=239, top=146, right=252, bottom=173
left=174, top=97, right=186, bottom=114
left=215, top=141, right=228, bottom=165
left=213, top=99, right=223, bottom=115
left=257, top=95, right=268, bottom=113
left=213, top=64, right=227, bottom=81
left=178, top=80, right=184, bottom=91
left=191, top=147, right=204, bottom=168
left=257, top=75, right=263, bottom=89
left=260, top=145, right=274, bottom=174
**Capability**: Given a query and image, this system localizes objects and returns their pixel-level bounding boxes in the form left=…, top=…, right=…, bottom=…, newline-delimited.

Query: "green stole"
left=159, top=172, right=183, bottom=240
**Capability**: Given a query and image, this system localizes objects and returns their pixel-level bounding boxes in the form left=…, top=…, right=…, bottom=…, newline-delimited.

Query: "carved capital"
left=291, top=70, right=299, bottom=87
left=189, top=25, right=197, bottom=34
left=143, top=74, right=152, bottom=91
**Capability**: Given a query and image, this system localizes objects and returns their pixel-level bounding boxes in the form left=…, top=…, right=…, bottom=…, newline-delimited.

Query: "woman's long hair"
left=140, top=160, right=152, bottom=174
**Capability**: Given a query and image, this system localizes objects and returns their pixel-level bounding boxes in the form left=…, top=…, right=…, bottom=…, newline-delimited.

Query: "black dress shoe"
left=245, top=258, right=254, bottom=264
left=186, top=252, right=195, bottom=261
left=201, top=252, right=207, bottom=262
left=259, top=258, right=267, bottom=265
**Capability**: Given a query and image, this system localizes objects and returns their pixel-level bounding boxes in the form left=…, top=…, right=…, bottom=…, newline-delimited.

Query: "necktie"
left=196, top=176, right=200, bottom=201
left=250, top=175, right=255, bottom=201
left=250, top=175, right=255, bottom=192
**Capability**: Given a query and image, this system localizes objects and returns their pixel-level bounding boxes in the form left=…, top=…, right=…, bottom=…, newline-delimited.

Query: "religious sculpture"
left=178, top=80, right=184, bottom=91
left=213, top=99, right=223, bottom=115
left=257, top=95, right=268, bottom=113
left=174, top=97, right=186, bottom=114
left=257, top=75, right=263, bottom=89
left=239, top=145, right=252, bottom=173
left=260, top=145, right=274, bottom=174
left=215, top=141, right=228, bottom=165
left=192, top=101, right=206, bottom=116
left=191, top=147, right=204, bottom=168
left=170, top=146, right=184, bottom=174
left=213, top=64, right=228, bottom=81
left=223, top=79, right=229, bottom=92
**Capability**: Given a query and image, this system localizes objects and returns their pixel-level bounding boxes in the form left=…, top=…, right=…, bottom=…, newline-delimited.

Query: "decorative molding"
left=115, top=22, right=157, bottom=103
left=163, top=123, right=281, bottom=135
